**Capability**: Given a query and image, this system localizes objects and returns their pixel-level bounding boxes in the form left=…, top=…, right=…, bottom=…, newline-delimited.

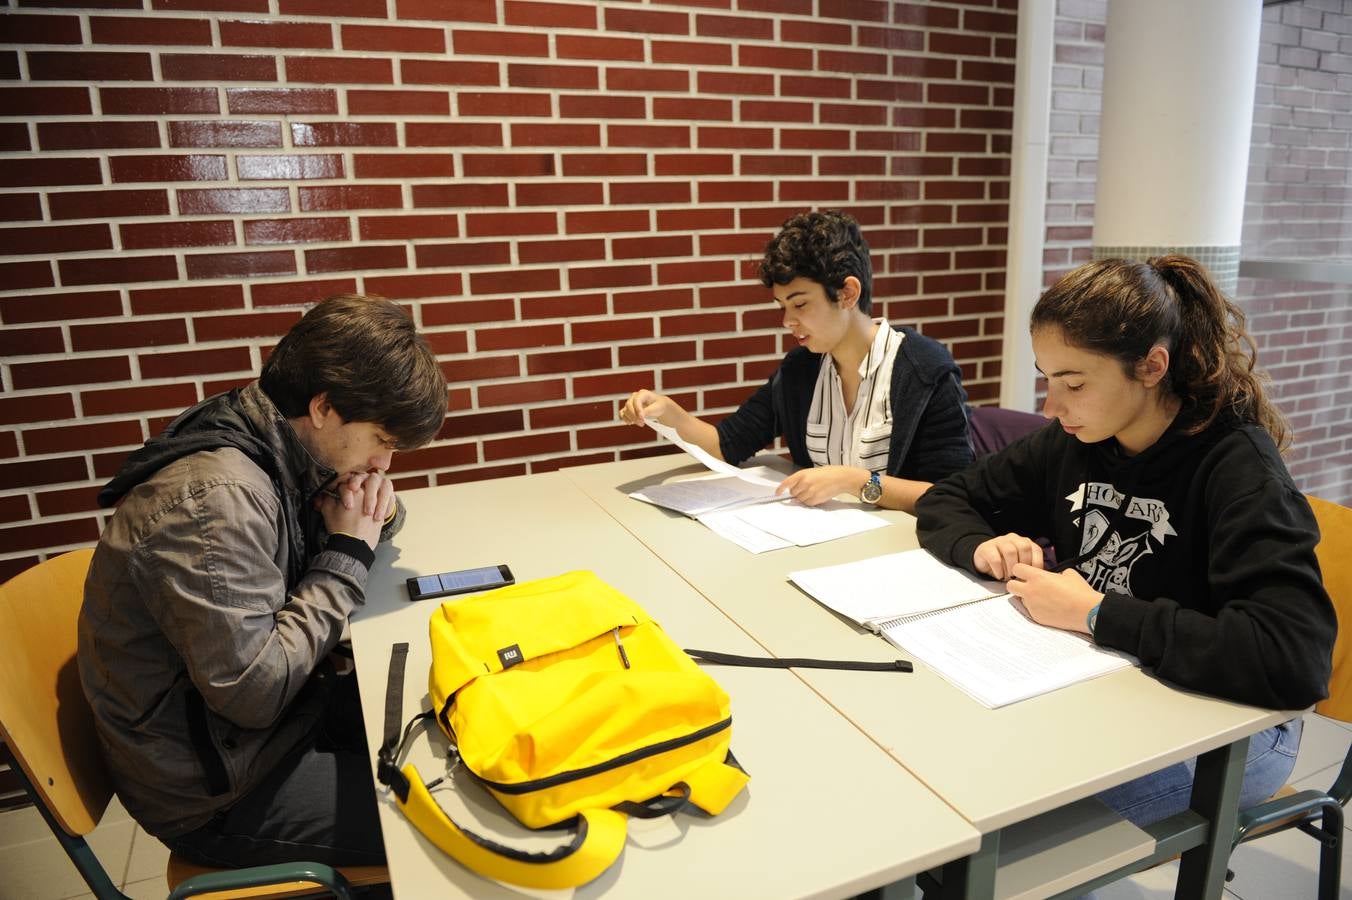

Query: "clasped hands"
left=317, top=470, right=395, bottom=550
left=972, top=533, right=1103, bottom=634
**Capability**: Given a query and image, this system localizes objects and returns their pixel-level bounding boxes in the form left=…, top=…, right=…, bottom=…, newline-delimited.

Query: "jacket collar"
left=237, top=382, right=339, bottom=503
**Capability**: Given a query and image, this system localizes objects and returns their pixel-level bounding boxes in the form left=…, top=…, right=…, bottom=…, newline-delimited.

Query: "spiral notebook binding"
left=875, top=597, right=997, bottom=632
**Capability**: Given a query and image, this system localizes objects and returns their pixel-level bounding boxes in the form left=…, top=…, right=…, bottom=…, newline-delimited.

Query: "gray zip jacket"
left=78, top=381, right=404, bottom=837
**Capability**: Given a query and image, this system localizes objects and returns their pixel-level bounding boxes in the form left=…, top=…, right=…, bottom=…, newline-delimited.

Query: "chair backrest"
left=1309, top=495, right=1352, bottom=723
left=967, top=405, right=1045, bottom=457
left=0, top=548, right=111, bottom=836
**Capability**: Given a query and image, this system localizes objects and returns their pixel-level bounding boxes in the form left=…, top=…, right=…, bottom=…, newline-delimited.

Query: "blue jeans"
left=162, top=671, right=386, bottom=868
left=1096, top=717, right=1303, bottom=827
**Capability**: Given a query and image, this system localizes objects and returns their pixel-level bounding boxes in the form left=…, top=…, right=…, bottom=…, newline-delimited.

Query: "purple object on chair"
left=968, top=405, right=1044, bottom=457
left=966, top=405, right=1056, bottom=564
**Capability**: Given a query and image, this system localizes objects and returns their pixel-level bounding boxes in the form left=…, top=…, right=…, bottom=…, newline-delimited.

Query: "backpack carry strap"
left=684, top=648, right=912, bottom=672
left=376, top=642, right=630, bottom=889
left=612, top=782, right=690, bottom=818
left=396, top=764, right=628, bottom=889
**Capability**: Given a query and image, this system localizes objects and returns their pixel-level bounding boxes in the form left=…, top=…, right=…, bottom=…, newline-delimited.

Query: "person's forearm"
left=879, top=475, right=930, bottom=513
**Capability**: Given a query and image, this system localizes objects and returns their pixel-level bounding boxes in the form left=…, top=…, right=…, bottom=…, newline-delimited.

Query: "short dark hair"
left=759, top=209, right=873, bottom=315
left=260, top=294, right=446, bottom=449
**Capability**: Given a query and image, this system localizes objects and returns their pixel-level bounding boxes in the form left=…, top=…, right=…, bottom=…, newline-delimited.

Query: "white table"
left=564, top=455, right=1296, bottom=899
left=349, top=471, right=980, bottom=899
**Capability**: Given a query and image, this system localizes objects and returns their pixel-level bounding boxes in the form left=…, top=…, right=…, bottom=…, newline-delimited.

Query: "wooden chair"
left=0, top=549, right=388, bottom=899
left=1229, top=494, right=1352, bottom=900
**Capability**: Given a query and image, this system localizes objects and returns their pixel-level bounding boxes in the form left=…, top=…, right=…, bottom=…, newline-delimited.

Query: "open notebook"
left=789, top=548, right=1136, bottom=708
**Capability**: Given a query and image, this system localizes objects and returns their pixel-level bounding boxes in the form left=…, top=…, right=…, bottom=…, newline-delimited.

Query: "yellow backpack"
left=376, top=570, right=751, bottom=889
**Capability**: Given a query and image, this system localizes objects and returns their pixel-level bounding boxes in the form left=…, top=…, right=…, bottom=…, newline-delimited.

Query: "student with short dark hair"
left=79, top=294, right=447, bottom=866
left=916, top=255, right=1337, bottom=825
left=620, top=210, right=973, bottom=512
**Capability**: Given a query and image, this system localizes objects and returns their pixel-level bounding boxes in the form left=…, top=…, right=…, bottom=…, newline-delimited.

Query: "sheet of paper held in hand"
left=630, top=466, right=785, bottom=518
left=628, top=419, right=785, bottom=517
left=630, top=418, right=890, bottom=552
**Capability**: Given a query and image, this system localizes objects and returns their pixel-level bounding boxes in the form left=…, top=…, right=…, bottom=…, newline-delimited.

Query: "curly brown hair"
left=1030, top=255, right=1290, bottom=450
left=759, top=210, right=873, bottom=314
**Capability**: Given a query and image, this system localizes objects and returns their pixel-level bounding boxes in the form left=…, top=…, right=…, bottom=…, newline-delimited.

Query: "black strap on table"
left=684, top=648, right=912, bottom=673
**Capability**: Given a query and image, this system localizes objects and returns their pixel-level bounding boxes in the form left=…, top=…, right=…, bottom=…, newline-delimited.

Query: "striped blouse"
left=804, top=320, right=904, bottom=472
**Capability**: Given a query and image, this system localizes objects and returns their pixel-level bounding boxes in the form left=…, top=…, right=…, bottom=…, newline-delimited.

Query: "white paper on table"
left=788, top=548, right=1002, bottom=628
left=731, top=464, right=785, bottom=488
left=644, top=418, right=742, bottom=476
left=696, top=507, right=794, bottom=553
left=733, top=501, right=890, bottom=547
left=879, top=595, right=1136, bottom=708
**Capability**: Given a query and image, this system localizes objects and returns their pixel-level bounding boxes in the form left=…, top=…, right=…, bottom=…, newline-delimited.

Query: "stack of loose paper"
left=631, top=419, right=890, bottom=552
left=789, top=548, right=1137, bottom=708
left=630, top=468, right=782, bottom=517
left=699, top=499, right=890, bottom=553
left=629, top=419, right=783, bottom=516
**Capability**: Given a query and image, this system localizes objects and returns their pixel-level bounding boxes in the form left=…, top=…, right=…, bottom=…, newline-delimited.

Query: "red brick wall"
left=0, top=0, right=1017, bottom=579
left=1043, top=0, right=1352, bottom=505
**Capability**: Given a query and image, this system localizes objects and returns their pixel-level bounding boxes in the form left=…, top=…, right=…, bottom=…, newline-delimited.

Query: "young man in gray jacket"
left=79, top=295, right=447, bottom=867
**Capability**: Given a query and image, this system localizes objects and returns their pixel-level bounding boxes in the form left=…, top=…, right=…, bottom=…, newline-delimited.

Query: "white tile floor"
left=1, top=714, right=1348, bottom=900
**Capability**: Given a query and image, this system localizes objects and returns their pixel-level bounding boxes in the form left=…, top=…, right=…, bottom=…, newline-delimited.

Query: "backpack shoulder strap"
left=397, top=768, right=628, bottom=889
left=376, top=642, right=629, bottom=889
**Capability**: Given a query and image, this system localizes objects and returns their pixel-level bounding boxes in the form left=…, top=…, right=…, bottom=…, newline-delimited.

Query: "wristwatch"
left=1086, top=601, right=1102, bottom=636
left=860, top=471, right=883, bottom=505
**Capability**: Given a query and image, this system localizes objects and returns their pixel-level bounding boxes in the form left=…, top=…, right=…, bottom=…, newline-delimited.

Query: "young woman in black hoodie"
left=916, top=255, right=1337, bottom=826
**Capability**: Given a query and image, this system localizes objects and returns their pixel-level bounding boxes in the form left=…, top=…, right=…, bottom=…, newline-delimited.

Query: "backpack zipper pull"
left=612, top=627, right=631, bottom=669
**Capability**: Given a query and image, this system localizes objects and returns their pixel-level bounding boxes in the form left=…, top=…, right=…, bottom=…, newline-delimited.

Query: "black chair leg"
left=1316, top=805, right=1344, bottom=900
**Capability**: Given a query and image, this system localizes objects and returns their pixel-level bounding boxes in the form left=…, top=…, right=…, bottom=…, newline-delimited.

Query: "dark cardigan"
left=715, top=325, right=974, bottom=482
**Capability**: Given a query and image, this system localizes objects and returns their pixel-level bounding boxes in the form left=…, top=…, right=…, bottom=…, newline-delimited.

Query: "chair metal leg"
left=4, top=748, right=127, bottom=900
left=1316, top=804, right=1344, bottom=900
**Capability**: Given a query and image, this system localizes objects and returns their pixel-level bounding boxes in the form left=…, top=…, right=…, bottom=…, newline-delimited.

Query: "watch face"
left=861, top=477, right=883, bottom=503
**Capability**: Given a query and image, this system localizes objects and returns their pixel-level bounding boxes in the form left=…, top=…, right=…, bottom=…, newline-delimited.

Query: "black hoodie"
left=916, top=415, right=1336, bottom=710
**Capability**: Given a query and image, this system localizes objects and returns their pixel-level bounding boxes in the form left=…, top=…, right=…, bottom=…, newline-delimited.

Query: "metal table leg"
left=1175, top=735, right=1248, bottom=900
